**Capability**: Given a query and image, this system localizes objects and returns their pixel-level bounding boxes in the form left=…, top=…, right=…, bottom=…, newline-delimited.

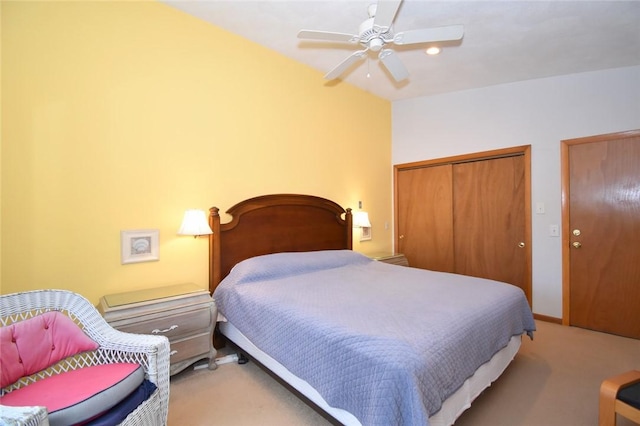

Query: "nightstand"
left=98, top=283, right=217, bottom=375
left=368, top=253, right=409, bottom=266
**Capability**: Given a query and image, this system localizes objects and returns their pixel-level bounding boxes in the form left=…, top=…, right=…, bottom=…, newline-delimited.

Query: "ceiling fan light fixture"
left=426, top=46, right=441, bottom=55
left=370, top=38, right=384, bottom=52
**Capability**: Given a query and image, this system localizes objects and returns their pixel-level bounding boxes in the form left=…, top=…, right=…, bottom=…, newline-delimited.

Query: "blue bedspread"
left=214, top=250, right=535, bottom=426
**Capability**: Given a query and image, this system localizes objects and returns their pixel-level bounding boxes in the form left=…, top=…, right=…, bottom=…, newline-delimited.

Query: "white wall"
left=392, top=65, right=640, bottom=318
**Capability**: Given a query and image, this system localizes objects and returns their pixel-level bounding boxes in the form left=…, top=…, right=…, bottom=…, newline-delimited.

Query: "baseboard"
left=533, top=313, right=562, bottom=324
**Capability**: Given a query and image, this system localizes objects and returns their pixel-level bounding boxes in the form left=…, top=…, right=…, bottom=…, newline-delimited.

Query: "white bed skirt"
left=219, top=321, right=521, bottom=426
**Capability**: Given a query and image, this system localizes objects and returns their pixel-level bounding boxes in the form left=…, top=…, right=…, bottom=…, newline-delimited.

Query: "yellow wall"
left=1, top=1, right=392, bottom=304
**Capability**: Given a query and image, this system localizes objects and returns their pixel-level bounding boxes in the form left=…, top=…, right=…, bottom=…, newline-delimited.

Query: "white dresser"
left=368, top=253, right=410, bottom=266
left=98, top=283, right=217, bottom=375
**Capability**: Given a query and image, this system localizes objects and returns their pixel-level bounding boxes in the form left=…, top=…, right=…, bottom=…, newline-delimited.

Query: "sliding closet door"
left=453, top=155, right=528, bottom=298
left=395, top=146, right=531, bottom=305
left=396, top=165, right=454, bottom=272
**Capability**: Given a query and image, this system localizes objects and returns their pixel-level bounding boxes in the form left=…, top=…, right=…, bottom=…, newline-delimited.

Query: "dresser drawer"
left=169, top=332, right=212, bottom=364
left=117, top=306, right=212, bottom=339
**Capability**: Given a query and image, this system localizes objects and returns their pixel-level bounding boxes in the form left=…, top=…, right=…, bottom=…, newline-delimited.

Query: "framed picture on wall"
left=121, top=229, right=159, bottom=264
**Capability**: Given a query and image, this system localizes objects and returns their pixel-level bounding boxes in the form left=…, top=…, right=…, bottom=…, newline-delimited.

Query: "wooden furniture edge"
left=599, top=370, right=640, bottom=426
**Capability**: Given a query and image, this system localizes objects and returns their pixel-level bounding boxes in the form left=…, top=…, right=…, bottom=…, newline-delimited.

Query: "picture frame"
left=360, top=226, right=372, bottom=241
left=121, top=229, right=159, bottom=264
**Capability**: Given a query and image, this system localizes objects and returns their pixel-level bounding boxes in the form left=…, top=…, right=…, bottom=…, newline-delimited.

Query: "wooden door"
left=563, top=131, right=640, bottom=339
left=396, top=165, right=454, bottom=272
left=453, top=155, right=529, bottom=300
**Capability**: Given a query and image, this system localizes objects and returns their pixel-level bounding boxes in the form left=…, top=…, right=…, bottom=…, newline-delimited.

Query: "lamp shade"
left=353, top=211, right=372, bottom=228
left=177, top=209, right=213, bottom=236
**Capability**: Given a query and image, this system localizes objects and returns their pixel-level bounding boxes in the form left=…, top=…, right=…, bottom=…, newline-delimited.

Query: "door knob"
left=399, top=235, right=405, bottom=239
left=572, top=242, right=582, bottom=248
left=518, top=242, right=525, bottom=248
left=572, top=229, right=581, bottom=236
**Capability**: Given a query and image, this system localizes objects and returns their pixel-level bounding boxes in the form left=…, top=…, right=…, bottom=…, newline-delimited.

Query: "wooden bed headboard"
left=208, top=194, right=353, bottom=294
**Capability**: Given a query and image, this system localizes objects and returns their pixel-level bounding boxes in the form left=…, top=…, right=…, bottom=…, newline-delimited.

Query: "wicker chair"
left=0, top=289, right=170, bottom=425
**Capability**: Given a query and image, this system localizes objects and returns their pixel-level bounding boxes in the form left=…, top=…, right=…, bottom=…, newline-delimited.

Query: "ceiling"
left=164, top=0, right=640, bottom=101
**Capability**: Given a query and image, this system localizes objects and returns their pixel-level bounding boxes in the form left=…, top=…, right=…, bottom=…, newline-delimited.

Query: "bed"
left=209, top=194, right=535, bottom=426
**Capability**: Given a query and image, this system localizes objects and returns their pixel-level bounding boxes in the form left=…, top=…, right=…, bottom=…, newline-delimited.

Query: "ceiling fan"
left=297, top=0, right=464, bottom=82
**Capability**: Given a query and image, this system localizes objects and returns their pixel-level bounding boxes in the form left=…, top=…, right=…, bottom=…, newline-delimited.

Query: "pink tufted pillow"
left=0, top=311, right=99, bottom=388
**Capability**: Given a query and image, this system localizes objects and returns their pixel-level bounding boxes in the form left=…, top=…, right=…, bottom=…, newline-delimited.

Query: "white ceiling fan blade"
left=324, top=50, right=368, bottom=80
left=298, top=30, right=358, bottom=43
left=373, top=0, right=402, bottom=29
left=378, top=49, right=409, bottom=82
left=394, top=25, right=464, bottom=45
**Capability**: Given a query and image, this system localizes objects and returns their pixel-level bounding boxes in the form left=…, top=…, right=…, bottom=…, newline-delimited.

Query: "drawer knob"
left=152, top=325, right=178, bottom=334
left=169, top=350, right=178, bottom=357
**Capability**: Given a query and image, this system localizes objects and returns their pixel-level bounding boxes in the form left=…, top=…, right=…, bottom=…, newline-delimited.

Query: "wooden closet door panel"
left=568, top=135, right=640, bottom=339
left=453, top=156, right=526, bottom=291
left=396, top=165, right=454, bottom=272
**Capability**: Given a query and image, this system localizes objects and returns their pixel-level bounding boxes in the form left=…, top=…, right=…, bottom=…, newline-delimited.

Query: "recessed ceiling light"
left=426, top=47, right=441, bottom=55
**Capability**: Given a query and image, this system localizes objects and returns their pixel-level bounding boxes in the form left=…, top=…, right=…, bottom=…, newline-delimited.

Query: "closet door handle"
left=399, top=235, right=405, bottom=239
left=518, top=242, right=525, bottom=248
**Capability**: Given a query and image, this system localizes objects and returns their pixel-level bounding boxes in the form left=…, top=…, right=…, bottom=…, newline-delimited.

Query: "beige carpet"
left=168, top=321, right=640, bottom=425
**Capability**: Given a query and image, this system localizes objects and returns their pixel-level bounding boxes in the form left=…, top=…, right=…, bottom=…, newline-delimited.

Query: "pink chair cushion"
left=0, top=311, right=99, bottom=388
left=0, top=363, right=145, bottom=426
